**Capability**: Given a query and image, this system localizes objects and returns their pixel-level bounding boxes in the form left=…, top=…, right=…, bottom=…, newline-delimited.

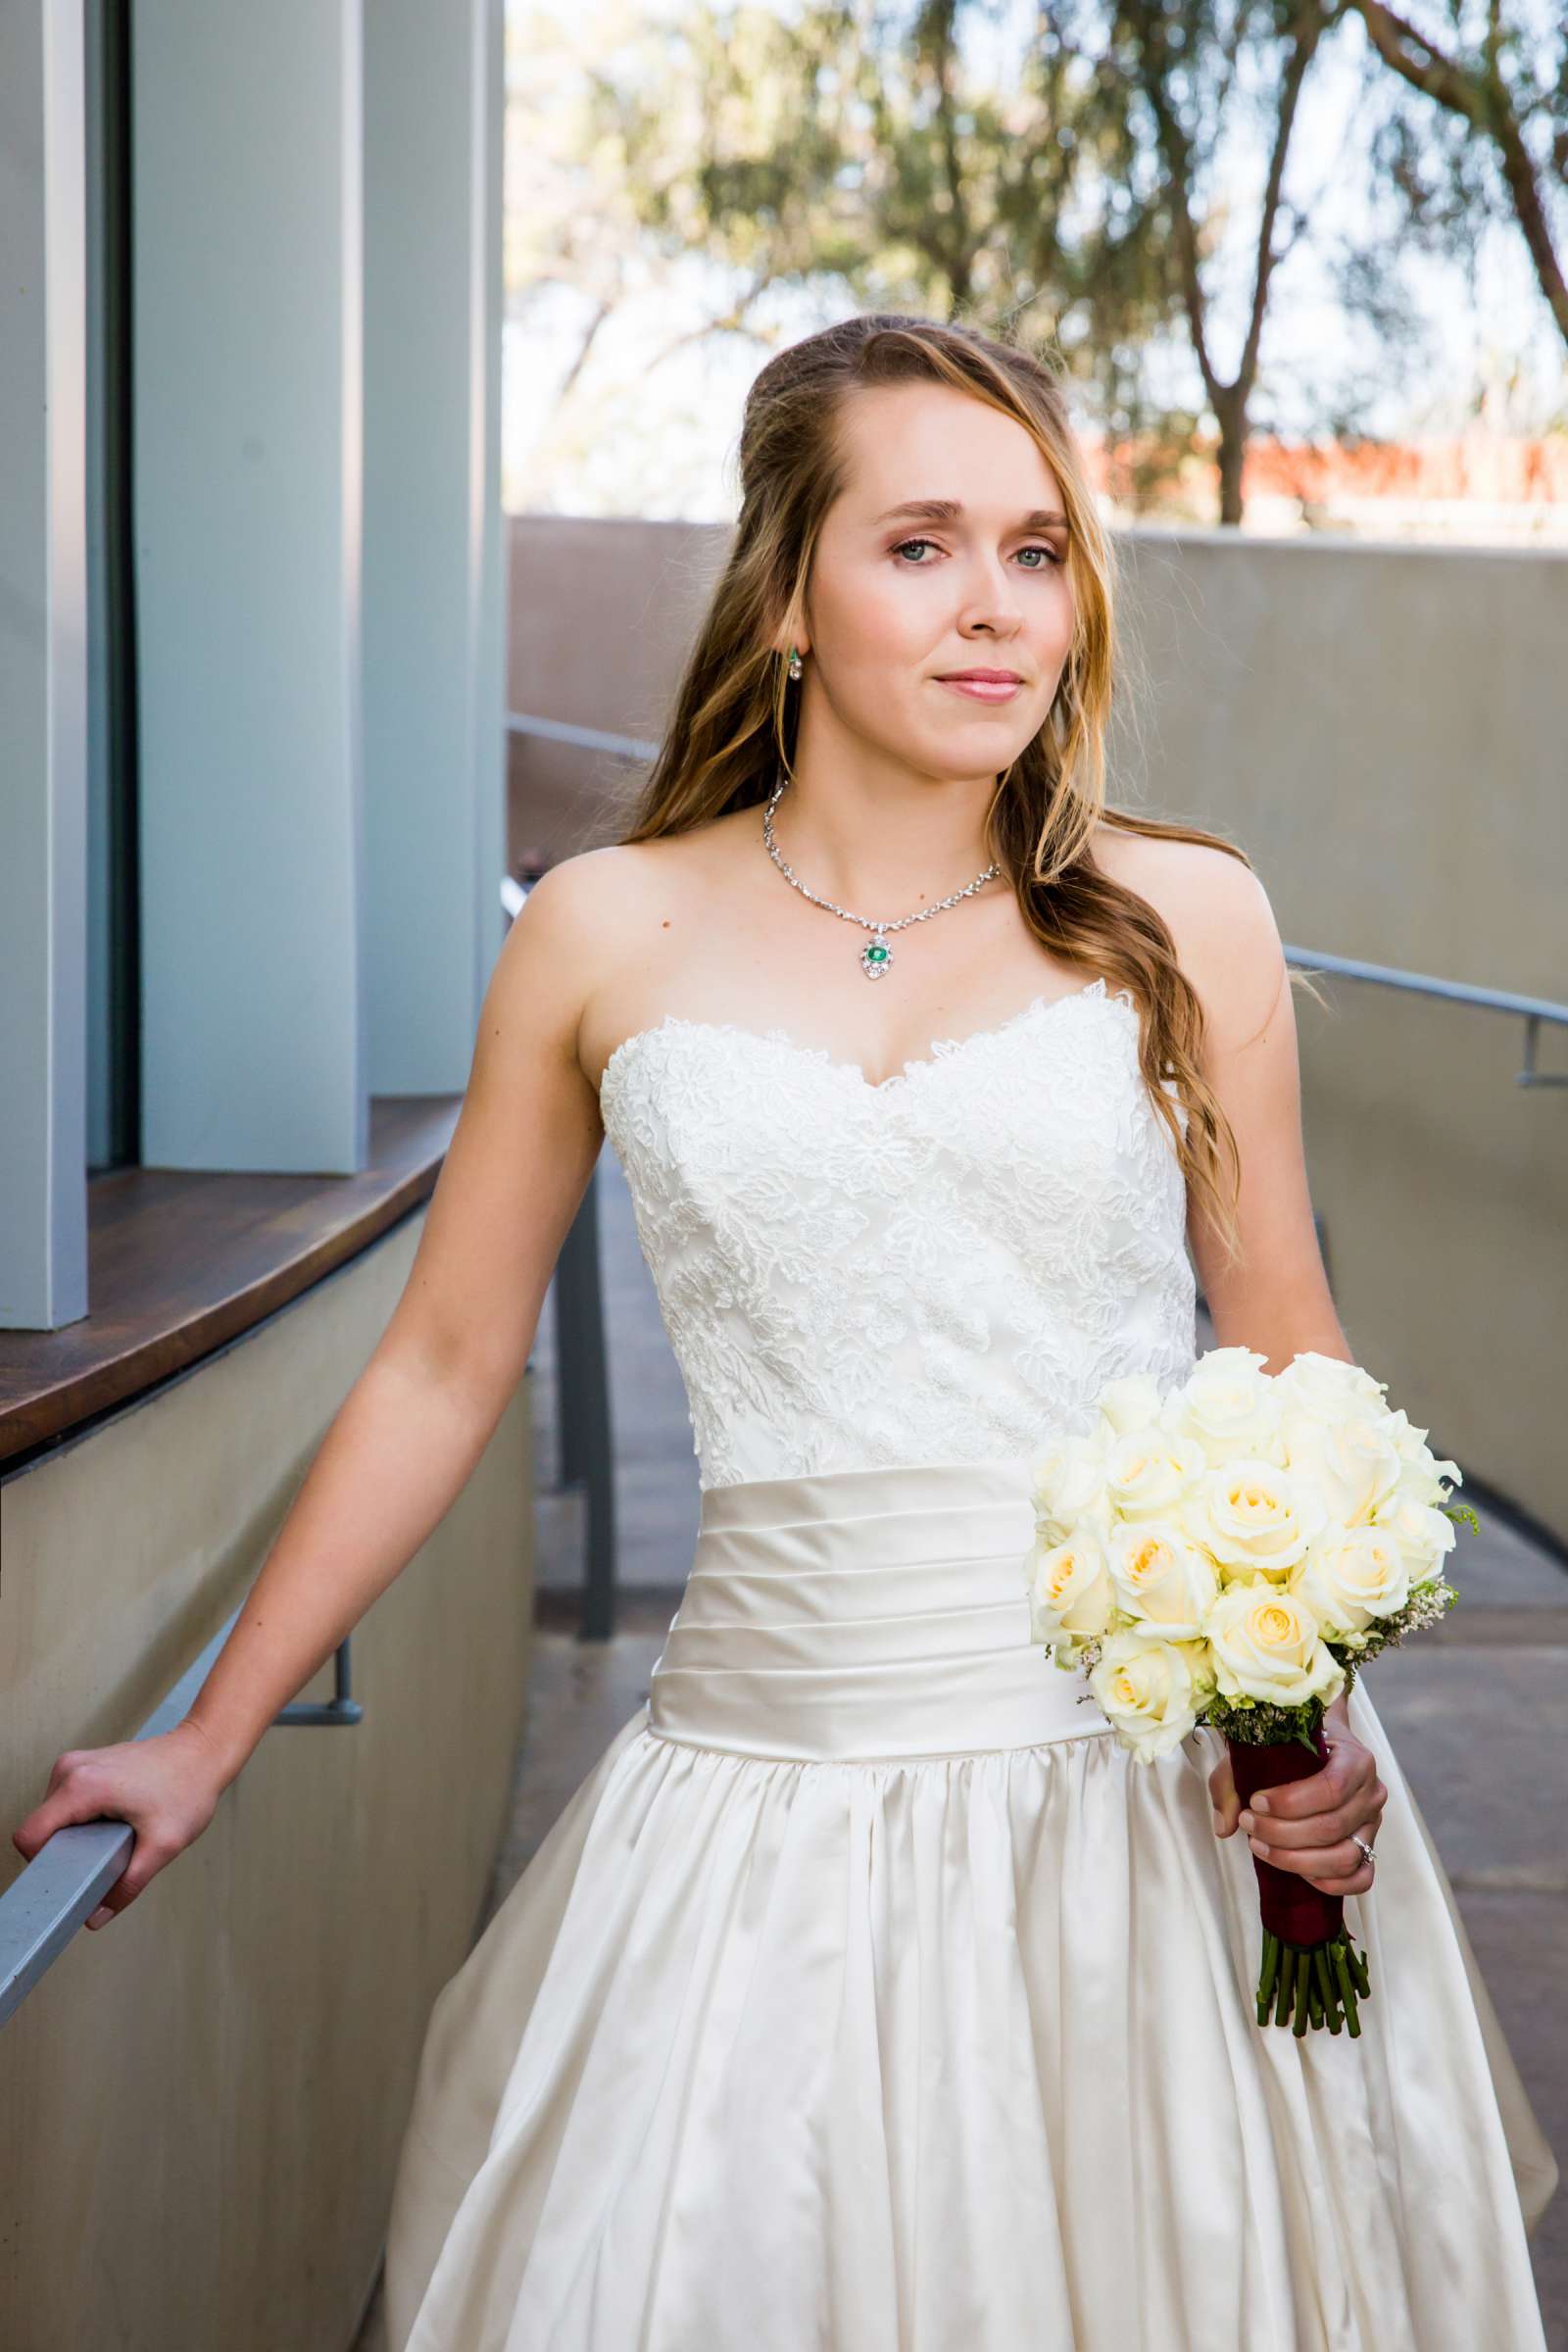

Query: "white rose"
left=1272, top=1350, right=1389, bottom=1424
left=1381, top=1405, right=1436, bottom=1462
left=1030, top=1433, right=1114, bottom=1546
left=1089, top=1632, right=1203, bottom=1760
left=1106, top=1519, right=1219, bottom=1641
left=1028, top=1530, right=1115, bottom=1651
left=1370, top=1494, right=1459, bottom=1582
left=1095, top=1371, right=1168, bottom=1439
left=1102, top=1426, right=1208, bottom=1523
left=1185, top=1458, right=1328, bottom=1582
left=1296, top=1526, right=1411, bottom=1636
left=1382, top=1415, right=1462, bottom=1507
left=1279, top=1412, right=1404, bottom=1529
left=1203, top=1584, right=1347, bottom=1708
left=1163, top=1346, right=1283, bottom=1465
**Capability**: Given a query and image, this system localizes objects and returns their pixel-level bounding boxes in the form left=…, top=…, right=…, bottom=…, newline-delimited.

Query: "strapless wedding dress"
left=383, top=977, right=1556, bottom=2350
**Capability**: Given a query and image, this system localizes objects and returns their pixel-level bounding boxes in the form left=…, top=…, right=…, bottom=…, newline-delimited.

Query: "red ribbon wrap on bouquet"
left=1224, top=1722, right=1343, bottom=1949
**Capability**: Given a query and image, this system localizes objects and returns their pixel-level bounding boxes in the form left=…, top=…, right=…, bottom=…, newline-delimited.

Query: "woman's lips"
left=936, top=676, right=1022, bottom=703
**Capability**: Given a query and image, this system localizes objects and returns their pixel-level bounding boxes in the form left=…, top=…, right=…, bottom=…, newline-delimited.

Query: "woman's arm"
left=1178, top=853, right=1347, bottom=1376
left=1158, top=846, right=1388, bottom=1890
left=13, top=854, right=615, bottom=1919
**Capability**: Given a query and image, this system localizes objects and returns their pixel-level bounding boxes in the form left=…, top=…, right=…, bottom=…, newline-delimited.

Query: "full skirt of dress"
left=382, top=1457, right=1557, bottom=2352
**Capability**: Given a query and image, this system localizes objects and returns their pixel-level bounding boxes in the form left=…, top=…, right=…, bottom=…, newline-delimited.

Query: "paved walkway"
left=358, top=1138, right=1567, bottom=2347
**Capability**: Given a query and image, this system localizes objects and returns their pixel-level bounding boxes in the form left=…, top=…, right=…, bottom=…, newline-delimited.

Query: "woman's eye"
left=891, top=538, right=1062, bottom=568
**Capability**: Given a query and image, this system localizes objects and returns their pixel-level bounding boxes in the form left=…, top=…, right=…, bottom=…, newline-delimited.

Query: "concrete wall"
left=1115, top=527, right=1565, bottom=1541
left=0, top=1213, right=534, bottom=2349
left=505, top=514, right=1567, bottom=1543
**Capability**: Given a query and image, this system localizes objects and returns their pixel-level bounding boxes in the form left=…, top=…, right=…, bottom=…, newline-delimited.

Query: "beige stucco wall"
left=0, top=1209, right=534, bottom=2350
left=507, top=513, right=1567, bottom=1541
left=1112, top=529, right=1565, bottom=1538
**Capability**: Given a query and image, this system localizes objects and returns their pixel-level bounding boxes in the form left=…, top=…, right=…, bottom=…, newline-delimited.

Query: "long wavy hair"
left=615, top=312, right=1272, bottom=1267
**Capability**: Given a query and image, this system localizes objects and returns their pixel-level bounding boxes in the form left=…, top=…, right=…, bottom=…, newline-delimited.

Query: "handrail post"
left=553, top=1160, right=618, bottom=1641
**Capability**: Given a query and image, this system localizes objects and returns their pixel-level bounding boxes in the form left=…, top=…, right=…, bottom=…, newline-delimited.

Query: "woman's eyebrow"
left=871, top=497, right=1069, bottom=530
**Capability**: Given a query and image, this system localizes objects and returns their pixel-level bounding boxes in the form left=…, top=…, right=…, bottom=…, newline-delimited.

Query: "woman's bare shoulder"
left=1092, top=818, right=1286, bottom=1053
left=516, top=820, right=753, bottom=1076
left=526, top=816, right=747, bottom=931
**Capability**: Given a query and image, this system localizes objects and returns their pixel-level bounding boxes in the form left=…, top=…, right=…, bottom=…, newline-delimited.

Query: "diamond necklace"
left=760, top=771, right=1002, bottom=981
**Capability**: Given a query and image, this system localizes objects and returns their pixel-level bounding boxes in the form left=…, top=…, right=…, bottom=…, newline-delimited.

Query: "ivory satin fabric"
left=382, top=1457, right=1557, bottom=2351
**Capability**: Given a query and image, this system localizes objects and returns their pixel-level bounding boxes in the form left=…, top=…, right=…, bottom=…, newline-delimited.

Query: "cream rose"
left=1102, top=1426, right=1208, bottom=1523
left=1272, top=1350, right=1390, bottom=1423
left=1094, top=1371, right=1168, bottom=1441
left=1370, top=1494, right=1459, bottom=1583
left=1089, top=1632, right=1202, bottom=1760
left=1030, top=1433, right=1114, bottom=1547
left=1279, top=1412, right=1403, bottom=1529
left=1184, top=1457, right=1327, bottom=1582
left=1296, top=1526, right=1411, bottom=1637
left=1203, top=1584, right=1347, bottom=1708
left=1106, top=1519, right=1219, bottom=1641
left=1028, top=1530, right=1115, bottom=1653
left=1163, top=1346, right=1283, bottom=1465
left=1381, top=1415, right=1463, bottom=1507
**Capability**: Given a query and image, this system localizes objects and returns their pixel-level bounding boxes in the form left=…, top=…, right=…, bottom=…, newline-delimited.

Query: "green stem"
left=1348, top=1938, right=1371, bottom=1999
left=1256, top=1930, right=1280, bottom=2023
left=1312, top=1945, right=1343, bottom=2034
left=1333, top=1940, right=1362, bottom=2036
left=1273, top=1944, right=1294, bottom=2028
left=1293, top=1949, right=1311, bottom=2036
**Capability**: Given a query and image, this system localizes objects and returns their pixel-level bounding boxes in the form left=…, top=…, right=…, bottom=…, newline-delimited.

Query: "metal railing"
left=507, top=706, right=1568, bottom=1062
left=1275, top=944, right=1568, bottom=1083
left=0, top=845, right=617, bottom=2034
left=507, top=710, right=661, bottom=764
left=0, top=1618, right=360, bottom=2029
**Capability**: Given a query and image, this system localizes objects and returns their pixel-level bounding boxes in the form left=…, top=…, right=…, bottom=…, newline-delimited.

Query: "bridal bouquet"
left=1025, top=1348, right=1472, bottom=2037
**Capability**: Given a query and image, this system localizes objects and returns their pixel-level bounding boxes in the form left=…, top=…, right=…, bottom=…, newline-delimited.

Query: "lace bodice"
left=597, top=976, right=1199, bottom=1490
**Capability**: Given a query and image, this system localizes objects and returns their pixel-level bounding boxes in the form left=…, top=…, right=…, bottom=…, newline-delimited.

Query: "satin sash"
left=646, top=1456, right=1115, bottom=1763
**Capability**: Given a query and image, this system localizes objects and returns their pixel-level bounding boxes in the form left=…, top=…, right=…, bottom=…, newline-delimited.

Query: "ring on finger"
left=1350, top=1832, right=1376, bottom=1873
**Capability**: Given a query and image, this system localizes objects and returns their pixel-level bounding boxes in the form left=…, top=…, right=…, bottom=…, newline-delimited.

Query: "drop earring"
left=787, top=646, right=804, bottom=682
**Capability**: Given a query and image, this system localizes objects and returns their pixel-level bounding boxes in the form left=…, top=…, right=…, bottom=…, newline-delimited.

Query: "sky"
left=500, top=0, right=1566, bottom=525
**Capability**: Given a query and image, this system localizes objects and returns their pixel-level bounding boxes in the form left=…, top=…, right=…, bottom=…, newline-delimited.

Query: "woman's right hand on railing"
left=11, top=1718, right=229, bottom=1931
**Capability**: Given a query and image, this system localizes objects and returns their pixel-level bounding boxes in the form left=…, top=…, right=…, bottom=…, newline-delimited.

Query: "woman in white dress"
left=19, top=314, right=1556, bottom=2347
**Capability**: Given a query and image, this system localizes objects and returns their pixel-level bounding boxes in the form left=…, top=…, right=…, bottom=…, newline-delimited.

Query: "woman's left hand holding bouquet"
left=1208, top=1690, right=1388, bottom=1895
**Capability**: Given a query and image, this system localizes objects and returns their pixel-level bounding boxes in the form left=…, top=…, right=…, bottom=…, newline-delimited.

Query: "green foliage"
left=1206, top=1691, right=1327, bottom=1749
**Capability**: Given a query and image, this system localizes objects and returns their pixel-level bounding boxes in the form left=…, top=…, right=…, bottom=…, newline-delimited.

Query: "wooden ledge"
left=0, top=1098, right=462, bottom=1474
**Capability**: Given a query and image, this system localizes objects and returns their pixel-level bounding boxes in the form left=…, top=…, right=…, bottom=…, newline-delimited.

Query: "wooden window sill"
left=0, top=1098, right=462, bottom=1475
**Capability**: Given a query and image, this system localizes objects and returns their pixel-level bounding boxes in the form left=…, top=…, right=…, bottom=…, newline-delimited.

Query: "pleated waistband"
left=646, top=1455, right=1116, bottom=1764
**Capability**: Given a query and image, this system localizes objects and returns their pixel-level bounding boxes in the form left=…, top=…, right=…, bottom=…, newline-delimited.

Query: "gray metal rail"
left=1273, top=944, right=1567, bottom=1083
left=0, top=1620, right=359, bottom=2029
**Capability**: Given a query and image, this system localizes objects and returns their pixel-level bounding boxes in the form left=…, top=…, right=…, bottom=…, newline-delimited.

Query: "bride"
left=16, top=313, right=1555, bottom=2347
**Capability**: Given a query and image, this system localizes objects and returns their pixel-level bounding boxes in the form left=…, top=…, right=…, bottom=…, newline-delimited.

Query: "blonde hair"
left=616, top=311, right=1263, bottom=1265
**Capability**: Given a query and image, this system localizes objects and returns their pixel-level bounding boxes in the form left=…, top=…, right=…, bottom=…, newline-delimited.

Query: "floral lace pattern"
left=598, top=976, right=1199, bottom=1490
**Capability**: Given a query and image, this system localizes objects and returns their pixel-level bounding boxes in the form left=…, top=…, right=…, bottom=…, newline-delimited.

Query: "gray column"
left=0, top=0, right=88, bottom=1330
left=132, top=2, right=367, bottom=1173
left=363, top=0, right=508, bottom=1092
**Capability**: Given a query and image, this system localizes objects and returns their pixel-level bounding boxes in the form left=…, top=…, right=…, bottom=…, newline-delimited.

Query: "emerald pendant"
left=860, top=933, right=893, bottom=980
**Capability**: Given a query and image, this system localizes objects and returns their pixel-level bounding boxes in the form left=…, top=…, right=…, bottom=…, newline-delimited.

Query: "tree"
left=505, top=0, right=1472, bottom=522
left=1346, top=0, right=1568, bottom=351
